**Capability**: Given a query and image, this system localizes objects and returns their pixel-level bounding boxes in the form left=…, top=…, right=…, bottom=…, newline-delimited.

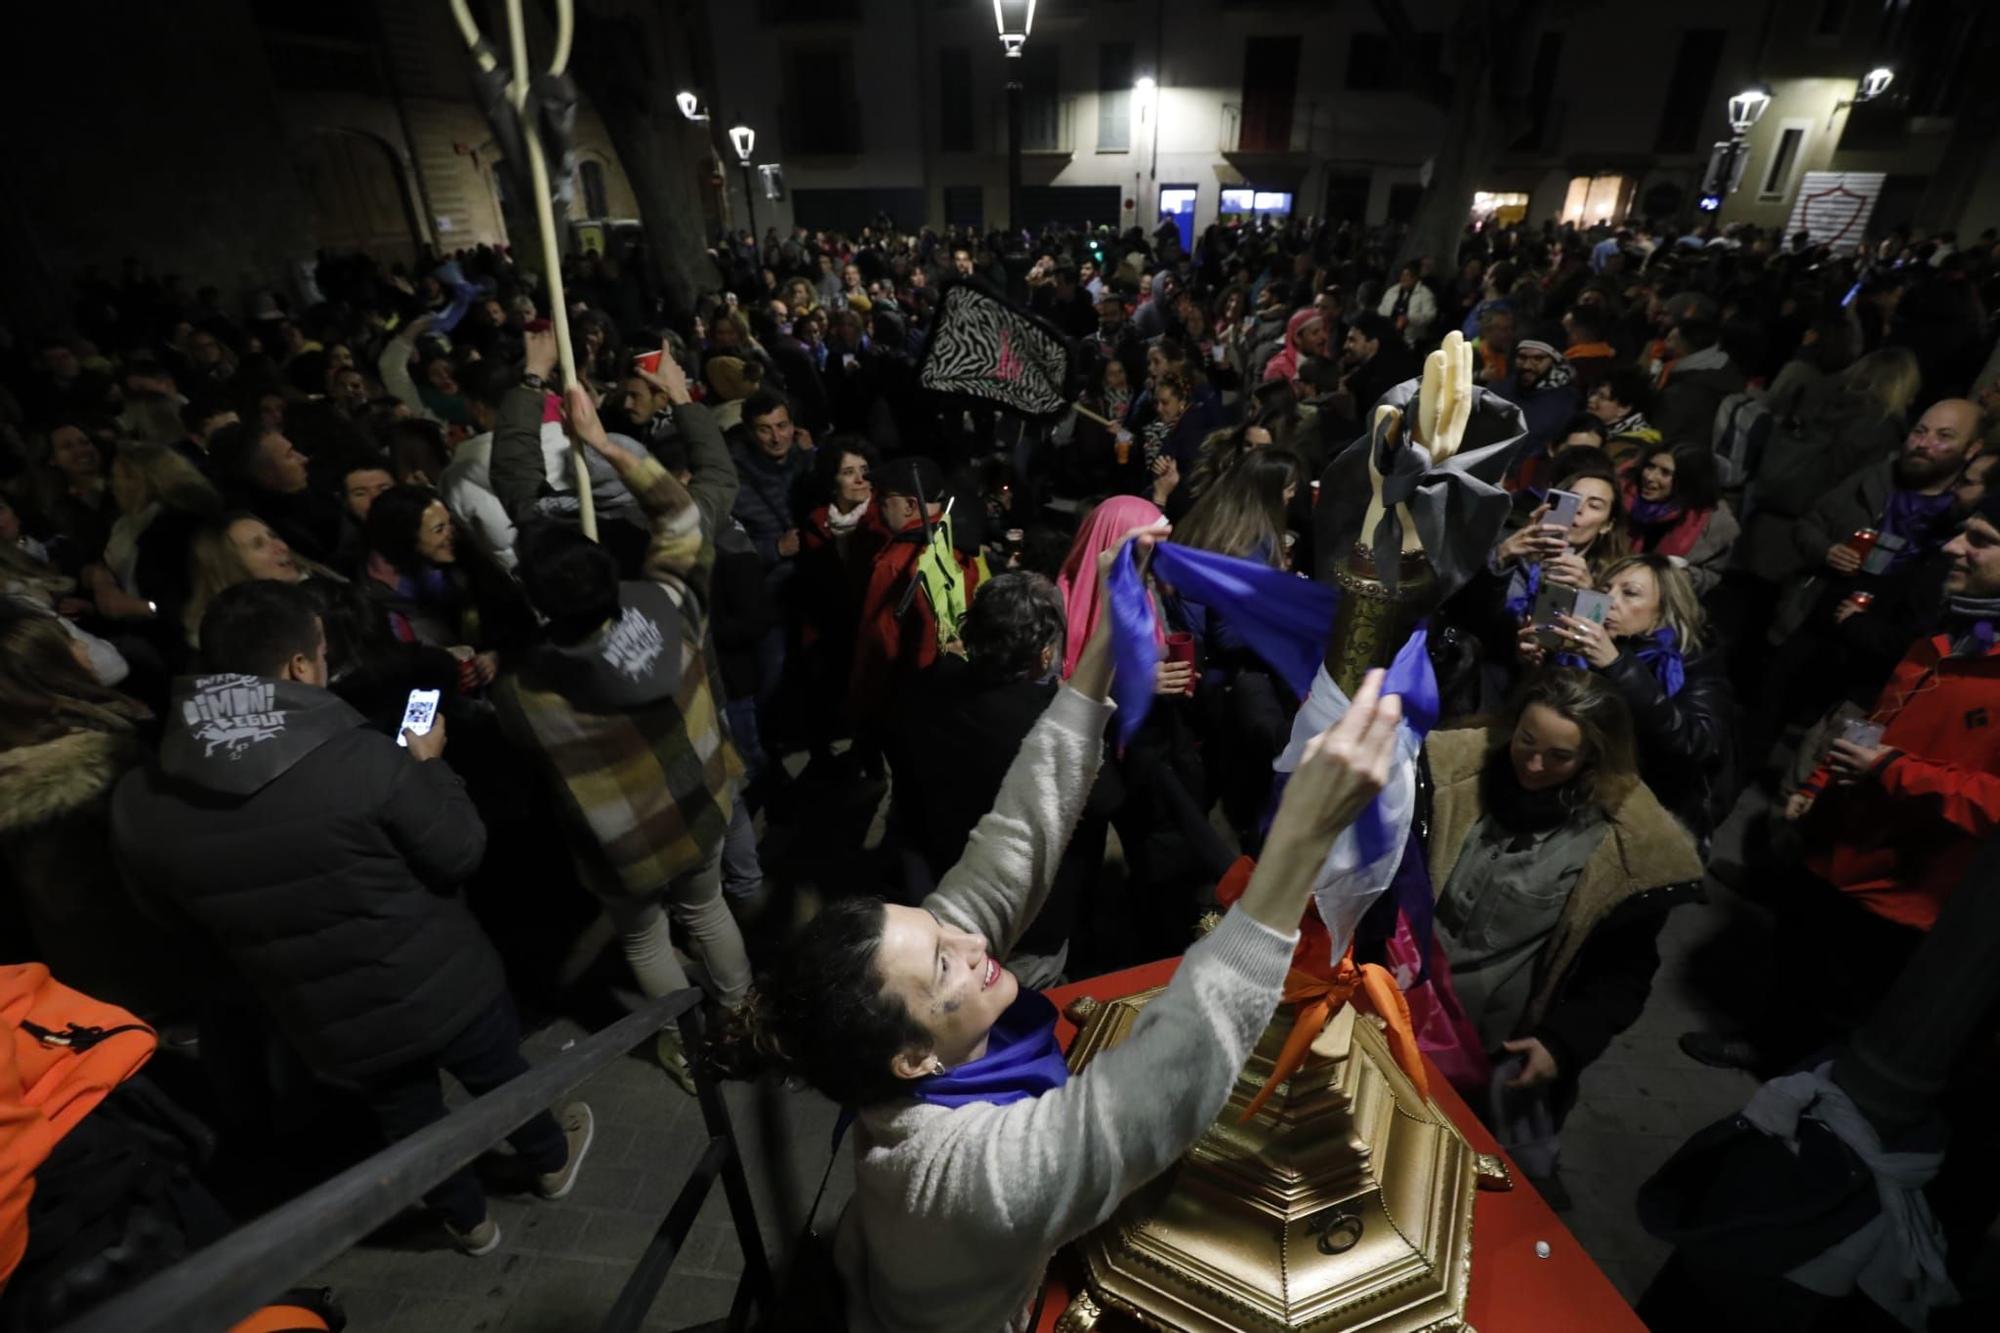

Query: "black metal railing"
left=55, top=992, right=772, bottom=1333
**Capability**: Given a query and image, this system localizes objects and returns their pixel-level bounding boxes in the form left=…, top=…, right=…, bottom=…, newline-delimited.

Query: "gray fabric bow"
left=1313, top=379, right=1531, bottom=598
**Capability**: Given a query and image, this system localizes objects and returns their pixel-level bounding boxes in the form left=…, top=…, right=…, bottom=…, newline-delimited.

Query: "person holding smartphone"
left=112, top=581, right=593, bottom=1255
left=1516, top=554, right=1735, bottom=841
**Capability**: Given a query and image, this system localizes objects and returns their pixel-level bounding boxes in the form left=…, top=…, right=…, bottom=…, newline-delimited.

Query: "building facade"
left=699, top=0, right=1773, bottom=243
left=1715, top=0, right=1999, bottom=244
left=0, top=0, right=642, bottom=329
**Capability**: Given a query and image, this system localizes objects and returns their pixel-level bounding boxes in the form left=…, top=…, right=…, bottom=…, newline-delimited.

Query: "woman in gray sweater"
left=735, top=527, right=1403, bottom=1332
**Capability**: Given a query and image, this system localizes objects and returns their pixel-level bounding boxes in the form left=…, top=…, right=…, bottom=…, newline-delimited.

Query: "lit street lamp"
left=1831, top=66, right=1895, bottom=126
left=730, top=124, right=758, bottom=237
left=993, top=0, right=1036, bottom=235
left=676, top=91, right=708, bottom=123
left=1701, top=85, right=1770, bottom=213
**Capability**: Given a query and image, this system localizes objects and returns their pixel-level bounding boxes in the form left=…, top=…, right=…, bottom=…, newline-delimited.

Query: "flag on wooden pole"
left=916, top=281, right=1078, bottom=421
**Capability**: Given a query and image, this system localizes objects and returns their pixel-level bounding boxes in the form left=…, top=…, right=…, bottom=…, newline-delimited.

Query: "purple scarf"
left=911, top=989, right=1070, bottom=1109
left=1878, top=488, right=1957, bottom=567
left=1106, top=541, right=1336, bottom=747
left=1503, top=562, right=1542, bottom=619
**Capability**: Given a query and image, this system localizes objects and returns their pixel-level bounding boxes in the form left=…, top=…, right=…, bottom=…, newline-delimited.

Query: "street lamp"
left=1831, top=66, right=1895, bottom=126
left=729, top=124, right=758, bottom=237
left=994, top=0, right=1035, bottom=235
left=1702, top=85, right=1770, bottom=213
left=676, top=91, right=708, bottom=123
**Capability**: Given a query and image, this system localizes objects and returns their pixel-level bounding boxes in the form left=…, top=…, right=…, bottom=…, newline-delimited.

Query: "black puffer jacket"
left=111, top=674, right=498, bottom=1084
left=1597, top=644, right=1734, bottom=839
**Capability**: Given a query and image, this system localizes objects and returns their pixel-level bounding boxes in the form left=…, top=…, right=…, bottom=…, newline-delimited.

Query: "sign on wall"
left=1783, top=172, right=1886, bottom=253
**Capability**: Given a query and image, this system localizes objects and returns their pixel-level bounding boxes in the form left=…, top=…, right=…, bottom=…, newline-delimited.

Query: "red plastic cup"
left=1165, top=631, right=1197, bottom=696
left=634, top=350, right=664, bottom=375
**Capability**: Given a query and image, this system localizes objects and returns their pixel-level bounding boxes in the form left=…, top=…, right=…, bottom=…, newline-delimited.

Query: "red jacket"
left=846, top=517, right=980, bottom=730
left=1803, top=631, right=2000, bottom=928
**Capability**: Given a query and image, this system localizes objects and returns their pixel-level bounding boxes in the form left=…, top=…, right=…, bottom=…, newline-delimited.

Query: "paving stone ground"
left=303, top=784, right=1971, bottom=1329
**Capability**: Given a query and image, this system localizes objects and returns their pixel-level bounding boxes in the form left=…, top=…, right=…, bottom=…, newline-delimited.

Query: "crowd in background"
left=6, top=200, right=2000, bottom=1314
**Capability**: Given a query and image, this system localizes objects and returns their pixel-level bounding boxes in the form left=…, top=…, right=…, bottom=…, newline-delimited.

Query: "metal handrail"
left=55, top=990, right=771, bottom=1333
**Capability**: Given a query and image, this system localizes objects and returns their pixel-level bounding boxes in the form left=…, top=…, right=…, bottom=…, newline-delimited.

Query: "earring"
left=929, top=1059, right=947, bottom=1076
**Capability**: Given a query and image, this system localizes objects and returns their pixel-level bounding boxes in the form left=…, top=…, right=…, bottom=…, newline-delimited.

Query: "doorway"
left=1158, top=185, right=1197, bottom=253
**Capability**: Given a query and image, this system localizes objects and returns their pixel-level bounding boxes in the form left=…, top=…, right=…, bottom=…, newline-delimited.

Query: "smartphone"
left=1531, top=581, right=1581, bottom=647
left=396, top=688, right=442, bottom=748
left=1544, top=488, right=1583, bottom=532
left=1571, top=588, right=1611, bottom=628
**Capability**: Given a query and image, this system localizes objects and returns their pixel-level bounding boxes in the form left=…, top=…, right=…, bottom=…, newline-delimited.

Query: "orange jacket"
left=0, top=964, right=155, bottom=1288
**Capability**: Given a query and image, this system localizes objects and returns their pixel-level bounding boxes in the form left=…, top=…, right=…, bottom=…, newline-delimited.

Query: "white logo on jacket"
left=600, top=606, right=665, bottom=681
left=182, top=674, right=285, bottom=758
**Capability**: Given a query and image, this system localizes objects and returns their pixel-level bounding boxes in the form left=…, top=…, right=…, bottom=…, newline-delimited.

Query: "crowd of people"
left=4, top=204, right=2000, bottom=1327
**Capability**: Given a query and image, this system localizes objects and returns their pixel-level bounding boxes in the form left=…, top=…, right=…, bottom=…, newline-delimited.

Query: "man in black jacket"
left=111, top=581, right=591, bottom=1255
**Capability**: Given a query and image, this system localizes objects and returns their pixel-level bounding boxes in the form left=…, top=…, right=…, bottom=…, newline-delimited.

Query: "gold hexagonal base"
left=1064, top=988, right=1477, bottom=1332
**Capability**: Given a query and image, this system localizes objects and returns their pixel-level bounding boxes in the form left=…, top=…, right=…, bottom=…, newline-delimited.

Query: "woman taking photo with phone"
left=1517, top=553, right=1735, bottom=841
left=725, top=526, right=1403, bottom=1333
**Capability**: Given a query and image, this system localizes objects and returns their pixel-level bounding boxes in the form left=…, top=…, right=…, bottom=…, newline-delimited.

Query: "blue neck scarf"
left=1106, top=541, right=1336, bottom=746
left=912, top=988, right=1070, bottom=1109
left=1629, top=626, right=1686, bottom=697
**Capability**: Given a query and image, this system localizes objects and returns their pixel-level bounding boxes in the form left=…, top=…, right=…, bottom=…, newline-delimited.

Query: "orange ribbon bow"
left=1212, top=856, right=1430, bottom=1122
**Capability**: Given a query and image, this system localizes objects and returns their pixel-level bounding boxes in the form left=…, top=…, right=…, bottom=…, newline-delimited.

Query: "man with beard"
left=1330, top=311, right=1419, bottom=427
left=1742, top=399, right=1987, bottom=767
left=1495, top=338, right=1583, bottom=473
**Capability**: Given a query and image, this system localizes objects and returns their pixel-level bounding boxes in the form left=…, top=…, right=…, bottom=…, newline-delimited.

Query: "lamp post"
left=729, top=123, right=757, bottom=238
left=1701, top=85, right=1770, bottom=214
left=993, top=0, right=1036, bottom=236
left=1134, top=75, right=1158, bottom=225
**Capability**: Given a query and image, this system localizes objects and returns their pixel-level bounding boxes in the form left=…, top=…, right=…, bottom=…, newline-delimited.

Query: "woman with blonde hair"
left=88, top=440, right=223, bottom=627
left=1518, top=552, right=1733, bottom=838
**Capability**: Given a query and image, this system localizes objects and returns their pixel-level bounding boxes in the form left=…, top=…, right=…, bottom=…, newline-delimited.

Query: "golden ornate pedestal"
left=1058, top=988, right=1482, bottom=1333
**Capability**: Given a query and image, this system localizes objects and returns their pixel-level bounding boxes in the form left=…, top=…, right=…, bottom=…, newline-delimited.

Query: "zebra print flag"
left=916, top=281, right=1077, bottom=421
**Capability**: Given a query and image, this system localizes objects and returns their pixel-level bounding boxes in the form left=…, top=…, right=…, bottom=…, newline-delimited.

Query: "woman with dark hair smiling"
left=724, top=523, right=1403, bottom=1333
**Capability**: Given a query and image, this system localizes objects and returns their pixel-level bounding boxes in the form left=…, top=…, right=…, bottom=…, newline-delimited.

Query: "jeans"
left=720, top=789, right=763, bottom=903
left=605, top=835, right=752, bottom=1007
left=356, top=996, right=566, bottom=1231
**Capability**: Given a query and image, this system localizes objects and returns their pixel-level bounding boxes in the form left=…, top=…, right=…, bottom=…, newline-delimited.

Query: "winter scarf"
left=911, top=989, right=1070, bottom=1109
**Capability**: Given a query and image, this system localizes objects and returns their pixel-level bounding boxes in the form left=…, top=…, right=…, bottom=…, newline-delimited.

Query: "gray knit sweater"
left=833, top=685, right=1298, bottom=1332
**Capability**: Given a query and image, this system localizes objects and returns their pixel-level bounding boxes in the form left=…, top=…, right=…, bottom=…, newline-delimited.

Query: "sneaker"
left=655, top=1029, right=699, bottom=1096
left=533, top=1102, right=596, bottom=1200
left=1678, top=1030, right=1763, bottom=1071
left=446, top=1214, right=502, bottom=1256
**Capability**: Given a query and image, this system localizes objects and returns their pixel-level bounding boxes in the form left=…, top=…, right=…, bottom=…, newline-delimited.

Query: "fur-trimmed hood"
left=0, top=728, right=145, bottom=835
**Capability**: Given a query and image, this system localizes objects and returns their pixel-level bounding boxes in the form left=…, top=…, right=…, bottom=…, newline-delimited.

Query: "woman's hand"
left=1264, top=669, right=1403, bottom=854
left=469, top=650, right=500, bottom=687
left=1071, top=521, right=1172, bottom=702
left=1150, top=454, right=1180, bottom=505
left=1496, top=507, right=1567, bottom=567
left=1554, top=611, right=1619, bottom=668
left=1154, top=660, right=1195, bottom=696
left=1543, top=550, right=1592, bottom=590
left=1515, top=618, right=1547, bottom=666
left=1784, top=790, right=1817, bottom=821
left=1502, top=1037, right=1560, bottom=1088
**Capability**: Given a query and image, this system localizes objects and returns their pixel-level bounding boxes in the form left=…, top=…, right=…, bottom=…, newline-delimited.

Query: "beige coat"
left=1424, top=726, right=1704, bottom=1033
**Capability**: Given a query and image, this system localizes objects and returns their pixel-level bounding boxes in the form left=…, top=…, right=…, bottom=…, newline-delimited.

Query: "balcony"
left=780, top=99, right=864, bottom=157
left=993, top=93, right=1076, bottom=155
left=1219, top=101, right=1317, bottom=156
